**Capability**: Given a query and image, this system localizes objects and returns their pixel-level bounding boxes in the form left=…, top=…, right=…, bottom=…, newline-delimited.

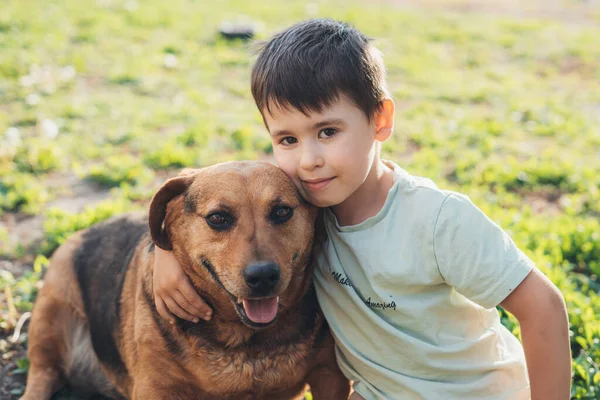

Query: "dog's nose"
left=243, top=262, right=280, bottom=295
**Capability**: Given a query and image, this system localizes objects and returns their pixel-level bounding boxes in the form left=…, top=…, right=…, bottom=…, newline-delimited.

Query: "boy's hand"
left=153, top=246, right=213, bottom=324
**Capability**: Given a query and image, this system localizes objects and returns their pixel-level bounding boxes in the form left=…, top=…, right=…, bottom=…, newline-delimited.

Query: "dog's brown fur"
left=22, top=161, right=350, bottom=400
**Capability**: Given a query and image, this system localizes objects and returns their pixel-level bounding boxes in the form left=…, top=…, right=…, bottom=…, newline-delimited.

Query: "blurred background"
left=1, top=0, right=599, bottom=398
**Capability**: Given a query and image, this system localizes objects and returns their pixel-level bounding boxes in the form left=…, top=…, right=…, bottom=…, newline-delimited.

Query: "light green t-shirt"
left=314, top=162, right=533, bottom=400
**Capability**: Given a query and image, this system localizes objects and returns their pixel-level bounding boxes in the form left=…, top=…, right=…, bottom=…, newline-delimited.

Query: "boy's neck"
left=330, top=158, right=395, bottom=227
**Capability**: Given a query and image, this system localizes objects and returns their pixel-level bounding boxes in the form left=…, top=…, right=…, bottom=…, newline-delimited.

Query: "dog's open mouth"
left=236, top=296, right=279, bottom=326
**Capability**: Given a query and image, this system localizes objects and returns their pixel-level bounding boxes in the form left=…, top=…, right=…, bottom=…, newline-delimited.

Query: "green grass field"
left=1, top=0, right=599, bottom=398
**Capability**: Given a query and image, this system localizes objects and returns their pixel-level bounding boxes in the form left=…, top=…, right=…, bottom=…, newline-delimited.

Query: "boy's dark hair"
left=251, top=18, right=388, bottom=122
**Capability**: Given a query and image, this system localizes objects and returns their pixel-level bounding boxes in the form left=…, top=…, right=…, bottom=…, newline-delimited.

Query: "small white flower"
left=511, top=111, right=523, bottom=122
left=447, top=120, right=458, bottom=132
left=40, top=119, right=59, bottom=139
left=163, top=54, right=178, bottom=69
left=30, top=64, right=41, bottom=77
left=26, top=93, right=41, bottom=106
left=173, top=93, right=185, bottom=107
left=41, top=82, right=56, bottom=95
left=19, top=75, right=35, bottom=87
left=40, top=67, right=52, bottom=84
left=5, top=127, right=21, bottom=146
left=60, top=65, right=76, bottom=82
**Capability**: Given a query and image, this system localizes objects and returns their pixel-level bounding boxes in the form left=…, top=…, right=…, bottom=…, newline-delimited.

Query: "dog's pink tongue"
left=242, top=297, right=279, bottom=324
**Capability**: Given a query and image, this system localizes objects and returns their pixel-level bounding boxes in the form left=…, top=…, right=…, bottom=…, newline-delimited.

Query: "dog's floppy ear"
left=149, top=174, right=195, bottom=250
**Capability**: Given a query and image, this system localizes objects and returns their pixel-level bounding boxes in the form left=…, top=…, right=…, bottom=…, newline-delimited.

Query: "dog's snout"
left=243, top=262, right=280, bottom=295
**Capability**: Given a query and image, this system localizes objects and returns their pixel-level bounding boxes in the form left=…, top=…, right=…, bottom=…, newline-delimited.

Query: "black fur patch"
left=141, top=279, right=185, bottom=358
left=184, top=194, right=196, bottom=213
left=74, top=215, right=149, bottom=376
left=269, top=282, right=322, bottom=348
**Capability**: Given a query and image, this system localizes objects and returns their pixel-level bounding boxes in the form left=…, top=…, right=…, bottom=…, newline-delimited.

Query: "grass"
left=0, top=0, right=599, bottom=398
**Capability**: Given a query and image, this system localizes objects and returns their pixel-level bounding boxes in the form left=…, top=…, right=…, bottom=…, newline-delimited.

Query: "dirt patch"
left=45, top=175, right=113, bottom=211
left=1, top=174, right=113, bottom=276
left=522, top=190, right=564, bottom=216
left=0, top=357, right=27, bottom=400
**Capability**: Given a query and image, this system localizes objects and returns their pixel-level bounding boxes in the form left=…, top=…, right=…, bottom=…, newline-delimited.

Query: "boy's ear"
left=374, top=98, right=395, bottom=142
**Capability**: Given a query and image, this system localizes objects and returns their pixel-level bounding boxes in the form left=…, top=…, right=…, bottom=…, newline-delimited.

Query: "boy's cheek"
left=272, top=154, right=307, bottom=198
left=272, top=152, right=296, bottom=178
left=277, top=165, right=304, bottom=193
left=284, top=171, right=302, bottom=192
left=291, top=180, right=308, bottom=197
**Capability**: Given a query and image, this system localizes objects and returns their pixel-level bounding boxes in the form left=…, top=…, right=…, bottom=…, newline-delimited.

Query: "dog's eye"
left=206, top=213, right=234, bottom=230
left=270, top=206, right=293, bottom=224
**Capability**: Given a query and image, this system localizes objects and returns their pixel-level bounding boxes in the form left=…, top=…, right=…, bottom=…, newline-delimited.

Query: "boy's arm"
left=153, top=246, right=213, bottom=324
left=499, top=268, right=571, bottom=400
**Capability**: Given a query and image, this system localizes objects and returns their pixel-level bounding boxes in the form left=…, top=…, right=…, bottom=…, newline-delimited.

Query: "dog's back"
left=23, top=214, right=148, bottom=400
left=73, top=213, right=149, bottom=378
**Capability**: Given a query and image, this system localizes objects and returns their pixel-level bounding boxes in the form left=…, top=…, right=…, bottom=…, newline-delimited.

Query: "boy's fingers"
left=164, top=297, right=199, bottom=322
left=179, top=284, right=213, bottom=319
left=155, top=297, right=175, bottom=324
left=172, top=292, right=201, bottom=322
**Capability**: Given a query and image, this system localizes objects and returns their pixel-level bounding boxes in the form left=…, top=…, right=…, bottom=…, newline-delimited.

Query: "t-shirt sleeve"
left=433, top=193, right=534, bottom=309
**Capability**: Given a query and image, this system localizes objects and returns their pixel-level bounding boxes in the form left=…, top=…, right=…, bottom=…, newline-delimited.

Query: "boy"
left=153, top=19, right=571, bottom=399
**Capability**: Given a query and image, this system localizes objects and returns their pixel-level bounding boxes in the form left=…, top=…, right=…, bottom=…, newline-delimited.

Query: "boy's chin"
left=302, top=193, right=341, bottom=209
left=295, top=183, right=345, bottom=208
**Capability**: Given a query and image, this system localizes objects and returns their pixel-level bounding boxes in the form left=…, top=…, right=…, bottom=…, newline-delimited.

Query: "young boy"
left=153, top=19, right=571, bottom=399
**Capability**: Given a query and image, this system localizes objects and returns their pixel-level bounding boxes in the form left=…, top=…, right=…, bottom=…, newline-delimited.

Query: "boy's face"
left=264, top=95, right=392, bottom=208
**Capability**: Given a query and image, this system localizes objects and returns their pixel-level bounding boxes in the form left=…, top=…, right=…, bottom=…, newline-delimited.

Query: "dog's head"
left=149, top=161, right=317, bottom=329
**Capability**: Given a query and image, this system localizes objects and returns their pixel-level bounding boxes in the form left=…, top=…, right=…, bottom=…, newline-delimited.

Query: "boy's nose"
left=300, top=147, right=324, bottom=170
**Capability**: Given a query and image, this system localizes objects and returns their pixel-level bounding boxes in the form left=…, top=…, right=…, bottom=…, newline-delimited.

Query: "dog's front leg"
left=306, top=364, right=351, bottom=400
left=306, top=329, right=351, bottom=400
left=132, top=380, right=204, bottom=400
left=131, top=380, right=169, bottom=400
left=131, top=364, right=207, bottom=400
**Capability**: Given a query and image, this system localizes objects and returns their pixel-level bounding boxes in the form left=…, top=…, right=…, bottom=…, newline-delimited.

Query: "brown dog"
left=22, top=161, right=350, bottom=400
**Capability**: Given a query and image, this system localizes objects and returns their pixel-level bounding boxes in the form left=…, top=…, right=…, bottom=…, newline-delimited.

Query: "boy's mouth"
left=302, top=177, right=334, bottom=191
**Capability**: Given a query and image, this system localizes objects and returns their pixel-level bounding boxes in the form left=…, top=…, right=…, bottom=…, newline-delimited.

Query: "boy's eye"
left=318, top=128, right=337, bottom=138
left=280, top=136, right=297, bottom=145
